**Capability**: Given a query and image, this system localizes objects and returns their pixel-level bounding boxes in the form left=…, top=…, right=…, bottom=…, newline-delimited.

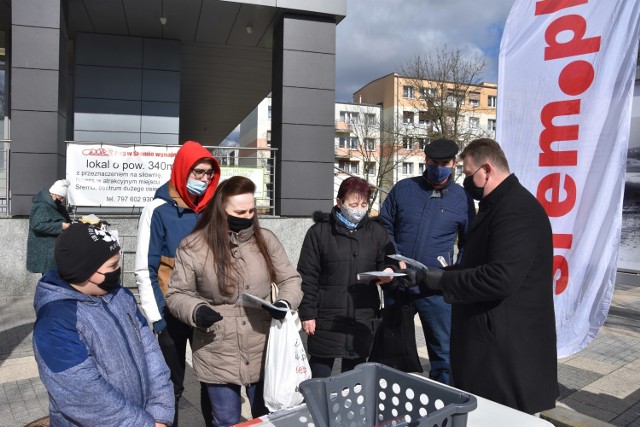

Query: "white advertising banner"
left=67, top=144, right=179, bottom=207
left=497, top=0, right=640, bottom=357
left=67, top=143, right=266, bottom=207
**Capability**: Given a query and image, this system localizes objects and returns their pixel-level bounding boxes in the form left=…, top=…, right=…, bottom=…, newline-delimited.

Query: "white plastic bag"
left=263, top=311, right=311, bottom=412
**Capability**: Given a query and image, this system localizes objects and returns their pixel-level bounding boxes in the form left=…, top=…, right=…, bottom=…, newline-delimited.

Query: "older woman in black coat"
left=298, top=177, right=397, bottom=378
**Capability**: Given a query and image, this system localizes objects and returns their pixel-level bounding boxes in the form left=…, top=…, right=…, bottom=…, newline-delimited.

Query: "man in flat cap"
left=380, top=138, right=475, bottom=383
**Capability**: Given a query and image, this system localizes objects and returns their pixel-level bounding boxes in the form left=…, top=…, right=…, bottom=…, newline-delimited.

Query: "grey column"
left=271, top=15, right=336, bottom=216
left=10, top=0, right=68, bottom=215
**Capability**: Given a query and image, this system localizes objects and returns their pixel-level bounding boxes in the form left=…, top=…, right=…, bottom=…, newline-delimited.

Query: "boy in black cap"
left=32, top=223, right=174, bottom=426
left=380, top=138, right=475, bottom=383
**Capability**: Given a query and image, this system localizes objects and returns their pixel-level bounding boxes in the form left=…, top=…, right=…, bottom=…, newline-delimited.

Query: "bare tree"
left=400, top=46, right=488, bottom=147
left=337, top=106, right=423, bottom=209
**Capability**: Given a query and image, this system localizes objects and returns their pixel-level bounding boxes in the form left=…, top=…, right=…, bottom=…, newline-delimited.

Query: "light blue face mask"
left=186, top=178, right=208, bottom=196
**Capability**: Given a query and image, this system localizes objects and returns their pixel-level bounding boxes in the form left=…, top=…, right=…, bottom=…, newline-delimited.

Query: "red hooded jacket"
left=170, top=141, right=221, bottom=212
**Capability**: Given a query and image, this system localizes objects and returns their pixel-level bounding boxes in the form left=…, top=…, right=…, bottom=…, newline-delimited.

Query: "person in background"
left=391, top=138, right=559, bottom=414
left=297, top=177, right=397, bottom=378
left=380, top=138, right=475, bottom=384
left=33, top=223, right=174, bottom=426
left=135, top=141, right=221, bottom=427
left=27, top=179, right=72, bottom=274
left=166, top=176, right=302, bottom=427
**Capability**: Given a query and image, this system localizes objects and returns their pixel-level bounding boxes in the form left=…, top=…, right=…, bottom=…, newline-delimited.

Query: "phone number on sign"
left=116, top=196, right=154, bottom=203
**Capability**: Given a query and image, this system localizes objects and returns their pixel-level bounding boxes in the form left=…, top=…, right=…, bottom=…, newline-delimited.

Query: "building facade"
left=0, top=0, right=346, bottom=216
left=354, top=73, right=498, bottom=190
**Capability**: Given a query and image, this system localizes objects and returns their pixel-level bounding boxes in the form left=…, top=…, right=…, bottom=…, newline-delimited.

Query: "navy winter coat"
left=380, top=173, right=475, bottom=268
left=297, top=210, right=396, bottom=359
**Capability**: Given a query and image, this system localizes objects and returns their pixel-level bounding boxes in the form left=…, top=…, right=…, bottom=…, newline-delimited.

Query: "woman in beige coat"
left=166, top=176, right=302, bottom=427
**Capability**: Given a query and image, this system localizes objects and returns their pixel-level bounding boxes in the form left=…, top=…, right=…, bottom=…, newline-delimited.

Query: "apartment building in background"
left=353, top=73, right=498, bottom=191
left=240, top=72, right=497, bottom=212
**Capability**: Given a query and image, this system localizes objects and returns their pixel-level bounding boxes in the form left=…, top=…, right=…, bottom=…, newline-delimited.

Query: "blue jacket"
left=380, top=173, right=475, bottom=269
left=33, top=270, right=174, bottom=426
left=134, top=182, right=201, bottom=331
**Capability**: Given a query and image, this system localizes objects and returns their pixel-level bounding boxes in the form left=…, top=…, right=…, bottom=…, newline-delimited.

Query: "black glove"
left=390, top=268, right=444, bottom=295
left=194, top=305, right=223, bottom=328
left=262, top=300, right=289, bottom=320
left=387, top=269, right=419, bottom=293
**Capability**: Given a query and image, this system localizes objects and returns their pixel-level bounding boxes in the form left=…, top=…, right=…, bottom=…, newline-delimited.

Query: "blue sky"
left=335, top=0, right=515, bottom=102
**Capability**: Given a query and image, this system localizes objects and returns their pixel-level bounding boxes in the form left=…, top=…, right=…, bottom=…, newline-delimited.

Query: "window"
left=365, top=162, right=376, bottom=175
left=418, top=138, right=427, bottom=150
left=468, top=92, right=480, bottom=107
left=403, top=85, right=414, bottom=99
left=469, top=117, right=479, bottom=129
left=337, top=136, right=359, bottom=149
left=419, top=163, right=426, bottom=175
left=267, top=105, right=272, bottom=119
left=365, top=113, right=377, bottom=125
left=402, top=137, right=414, bottom=150
left=338, top=160, right=359, bottom=174
left=488, top=119, right=496, bottom=131
left=339, top=111, right=360, bottom=124
left=266, top=130, right=271, bottom=146
left=447, top=90, right=464, bottom=106
left=488, top=95, right=497, bottom=108
left=420, top=87, right=435, bottom=99
left=403, top=111, right=414, bottom=124
left=418, top=111, right=430, bottom=126
left=364, top=138, right=376, bottom=151
left=402, top=162, right=414, bottom=175
left=0, top=31, right=6, bottom=139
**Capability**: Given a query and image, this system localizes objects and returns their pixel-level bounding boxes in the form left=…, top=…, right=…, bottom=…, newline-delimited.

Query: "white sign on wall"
left=67, top=143, right=267, bottom=207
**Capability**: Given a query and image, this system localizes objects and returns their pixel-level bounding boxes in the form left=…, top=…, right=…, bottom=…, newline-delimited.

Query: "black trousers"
left=158, top=311, right=212, bottom=427
left=309, top=356, right=366, bottom=378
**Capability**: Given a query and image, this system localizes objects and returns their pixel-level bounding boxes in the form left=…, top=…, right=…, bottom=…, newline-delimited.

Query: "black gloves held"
left=389, top=268, right=444, bottom=296
left=262, top=300, right=289, bottom=320
left=194, top=305, right=223, bottom=328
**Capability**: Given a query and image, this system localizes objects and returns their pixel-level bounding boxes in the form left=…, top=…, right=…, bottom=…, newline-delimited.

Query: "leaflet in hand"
left=238, top=293, right=288, bottom=312
left=387, top=254, right=428, bottom=270
left=357, top=271, right=406, bottom=281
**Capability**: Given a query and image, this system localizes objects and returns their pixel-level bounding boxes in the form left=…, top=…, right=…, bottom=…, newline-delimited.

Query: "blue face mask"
left=186, top=178, right=208, bottom=196
left=426, top=165, right=452, bottom=184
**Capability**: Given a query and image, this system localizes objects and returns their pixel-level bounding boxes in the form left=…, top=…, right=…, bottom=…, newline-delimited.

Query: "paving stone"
left=584, top=368, right=640, bottom=399
left=563, top=356, right=619, bottom=375
left=559, top=396, right=618, bottom=423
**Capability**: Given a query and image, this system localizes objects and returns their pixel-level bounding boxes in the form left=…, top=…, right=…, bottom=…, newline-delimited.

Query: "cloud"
left=336, top=0, right=515, bottom=101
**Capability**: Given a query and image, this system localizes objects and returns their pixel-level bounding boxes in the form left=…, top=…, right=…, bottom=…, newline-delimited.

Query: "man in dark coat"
left=392, top=138, right=559, bottom=414
left=381, top=138, right=475, bottom=384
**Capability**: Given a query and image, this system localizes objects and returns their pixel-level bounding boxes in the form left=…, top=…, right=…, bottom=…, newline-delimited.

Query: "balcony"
left=335, top=120, right=350, bottom=133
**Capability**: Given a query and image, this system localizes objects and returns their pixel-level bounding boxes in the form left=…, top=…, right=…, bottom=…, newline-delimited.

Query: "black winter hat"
left=55, top=223, right=121, bottom=284
left=424, top=138, right=459, bottom=161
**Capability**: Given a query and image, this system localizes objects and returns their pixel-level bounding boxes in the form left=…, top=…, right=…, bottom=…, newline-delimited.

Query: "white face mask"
left=341, top=207, right=367, bottom=224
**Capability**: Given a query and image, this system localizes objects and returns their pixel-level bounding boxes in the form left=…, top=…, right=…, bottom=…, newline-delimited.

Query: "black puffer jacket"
left=298, top=209, right=396, bottom=359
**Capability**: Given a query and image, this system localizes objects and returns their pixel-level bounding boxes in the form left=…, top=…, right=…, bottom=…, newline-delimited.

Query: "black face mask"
left=96, top=267, right=121, bottom=293
left=227, top=215, right=253, bottom=233
left=463, top=175, right=485, bottom=201
left=54, top=199, right=63, bottom=206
